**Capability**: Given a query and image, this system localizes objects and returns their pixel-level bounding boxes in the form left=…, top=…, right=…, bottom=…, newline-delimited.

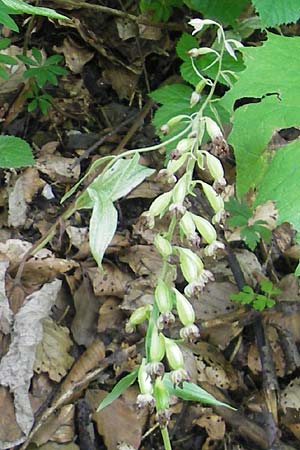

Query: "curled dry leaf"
left=36, top=156, right=80, bottom=183
left=21, top=257, right=79, bottom=287
left=0, top=279, right=62, bottom=447
left=0, top=239, right=51, bottom=267
left=34, top=317, right=74, bottom=382
left=54, top=36, right=94, bottom=74
left=97, top=297, right=124, bottom=333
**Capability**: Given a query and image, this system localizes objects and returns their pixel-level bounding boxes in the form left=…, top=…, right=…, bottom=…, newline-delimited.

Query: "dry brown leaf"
left=71, top=276, right=101, bottom=346
left=59, top=339, right=105, bottom=394
left=36, top=156, right=80, bottom=183
left=34, top=317, right=74, bottom=382
left=192, top=342, right=240, bottom=390
left=0, top=279, right=62, bottom=446
left=0, top=239, right=51, bottom=266
left=32, top=404, right=75, bottom=446
left=102, top=66, right=139, bottom=100
left=193, top=281, right=238, bottom=321
left=119, top=244, right=163, bottom=276
left=87, top=262, right=131, bottom=297
left=97, top=296, right=124, bottom=332
left=21, top=257, right=79, bottom=286
left=54, top=37, right=94, bottom=74
left=0, top=387, right=23, bottom=444
left=194, top=410, right=225, bottom=440
left=115, top=18, right=138, bottom=40
left=281, top=378, right=300, bottom=412
left=121, top=276, right=155, bottom=312
left=36, top=443, right=79, bottom=449
left=87, top=387, right=147, bottom=450
left=8, top=168, right=45, bottom=228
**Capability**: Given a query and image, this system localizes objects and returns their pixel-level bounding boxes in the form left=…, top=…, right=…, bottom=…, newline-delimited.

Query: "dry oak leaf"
left=21, top=257, right=79, bottom=286
left=87, top=262, right=131, bottom=298
left=34, top=317, right=74, bottom=382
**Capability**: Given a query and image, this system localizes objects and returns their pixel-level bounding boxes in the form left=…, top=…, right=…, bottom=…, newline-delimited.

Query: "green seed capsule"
left=154, top=235, right=173, bottom=258
left=150, top=325, right=165, bottom=362
left=173, top=288, right=195, bottom=326
left=191, top=214, right=217, bottom=244
left=164, top=337, right=184, bottom=370
left=155, top=280, right=173, bottom=313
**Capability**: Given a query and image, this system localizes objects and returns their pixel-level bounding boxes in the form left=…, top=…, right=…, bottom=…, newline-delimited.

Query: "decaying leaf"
left=0, top=279, right=62, bottom=447
left=34, top=317, right=74, bottom=382
left=71, top=276, right=101, bottom=346
left=54, top=37, right=94, bottom=74
left=87, top=387, right=147, bottom=450
left=87, top=263, right=131, bottom=298
left=32, top=404, right=75, bottom=446
left=97, top=297, right=124, bottom=333
left=194, top=408, right=225, bottom=440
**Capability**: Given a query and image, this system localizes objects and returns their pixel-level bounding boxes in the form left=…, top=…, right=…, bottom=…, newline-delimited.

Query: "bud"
left=148, top=190, right=173, bottom=217
left=176, top=247, right=204, bottom=283
left=154, top=234, right=173, bottom=258
left=164, top=337, right=184, bottom=370
left=191, top=213, right=217, bottom=244
left=125, top=305, right=152, bottom=333
left=195, top=79, right=206, bottom=94
left=166, top=153, right=188, bottom=175
left=176, top=138, right=194, bottom=154
left=160, top=114, right=189, bottom=134
left=172, top=174, right=188, bottom=206
left=201, top=181, right=224, bottom=213
left=173, top=288, right=195, bottom=326
left=155, top=280, right=173, bottom=313
left=188, top=47, right=216, bottom=57
left=205, top=152, right=225, bottom=183
left=149, top=324, right=165, bottom=363
left=189, top=18, right=217, bottom=34
left=205, top=116, right=223, bottom=141
left=190, top=91, right=201, bottom=107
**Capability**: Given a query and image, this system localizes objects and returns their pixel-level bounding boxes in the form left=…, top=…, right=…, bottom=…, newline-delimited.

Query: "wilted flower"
left=184, top=269, right=214, bottom=297
left=204, top=240, right=225, bottom=257
left=170, top=367, right=190, bottom=387
left=156, top=408, right=172, bottom=428
left=137, top=359, right=155, bottom=410
left=136, top=393, right=155, bottom=411
left=157, top=311, right=175, bottom=330
left=190, top=91, right=201, bottom=107
left=180, top=324, right=200, bottom=342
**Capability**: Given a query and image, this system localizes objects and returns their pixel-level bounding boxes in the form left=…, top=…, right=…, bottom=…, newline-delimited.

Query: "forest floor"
left=1, top=1, right=300, bottom=450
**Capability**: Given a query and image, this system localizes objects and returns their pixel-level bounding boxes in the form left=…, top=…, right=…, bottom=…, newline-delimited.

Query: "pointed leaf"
left=97, top=368, right=138, bottom=411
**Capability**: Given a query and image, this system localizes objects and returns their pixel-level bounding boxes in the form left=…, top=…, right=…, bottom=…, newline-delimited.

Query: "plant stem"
left=161, top=426, right=172, bottom=450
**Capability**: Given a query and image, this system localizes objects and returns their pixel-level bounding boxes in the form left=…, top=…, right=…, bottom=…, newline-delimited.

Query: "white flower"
left=184, top=270, right=214, bottom=296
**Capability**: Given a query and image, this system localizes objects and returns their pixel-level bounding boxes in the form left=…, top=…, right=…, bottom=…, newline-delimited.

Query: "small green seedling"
left=230, top=279, right=281, bottom=311
left=226, top=197, right=272, bottom=251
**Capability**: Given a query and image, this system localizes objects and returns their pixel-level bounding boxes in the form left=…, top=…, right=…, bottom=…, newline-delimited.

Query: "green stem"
left=161, top=426, right=172, bottom=450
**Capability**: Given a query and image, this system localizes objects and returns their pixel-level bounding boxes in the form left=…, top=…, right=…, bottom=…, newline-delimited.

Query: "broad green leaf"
left=97, top=368, right=138, bottom=411
left=140, top=0, right=182, bottom=21
left=0, top=135, right=34, bottom=168
left=1, top=0, right=69, bottom=20
left=252, top=0, right=300, bottom=26
left=164, top=377, right=235, bottom=409
left=87, top=189, right=118, bottom=268
left=184, top=0, right=249, bottom=25
left=96, top=153, right=155, bottom=202
left=220, top=33, right=300, bottom=197
left=255, top=140, right=300, bottom=231
left=240, top=226, right=261, bottom=250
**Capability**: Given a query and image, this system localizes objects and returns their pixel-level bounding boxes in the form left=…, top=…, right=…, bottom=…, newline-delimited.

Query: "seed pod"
left=205, top=152, right=224, bottom=182
left=201, top=182, right=224, bottom=213
left=154, top=377, right=170, bottom=411
left=125, top=305, right=152, bottom=332
left=179, top=212, right=196, bottom=240
left=138, top=358, right=153, bottom=395
left=205, top=116, right=223, bottom=140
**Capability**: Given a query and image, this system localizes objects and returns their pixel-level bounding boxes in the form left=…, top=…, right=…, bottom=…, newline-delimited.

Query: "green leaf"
left=255, top=140, right=300, bottom=231
left=184, top=0, right=250, bottom=25
left=226, top=197, right=252, bottom=226
left=91, top=154, right=155, bottom=202
left=140, top=0, right=182, bottom=21
left=1, top=0, right=69, bottom=20
left=164, top=377, right=235, bottom=409
left=97, top=368, right=139, bottom=412
left=0, top=135, right=34, bottom=168
left=0, top=54, right=17, bottom=65
left=0, top=6, right=18, bottom=31
left=260, top=279, right=274, bottom=295
left=240, top=226, right=260, bottom=250
left=87, top=189, right=118, bottom=268
left=0, top=37, right=10, bottom=50
left=220, top=33, right=300, bottom=197
left=295, top=261, right=300, bottom=277
left=251, top=0, right=300, bottom=26
left=230, top=285, right=255, bottom=304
